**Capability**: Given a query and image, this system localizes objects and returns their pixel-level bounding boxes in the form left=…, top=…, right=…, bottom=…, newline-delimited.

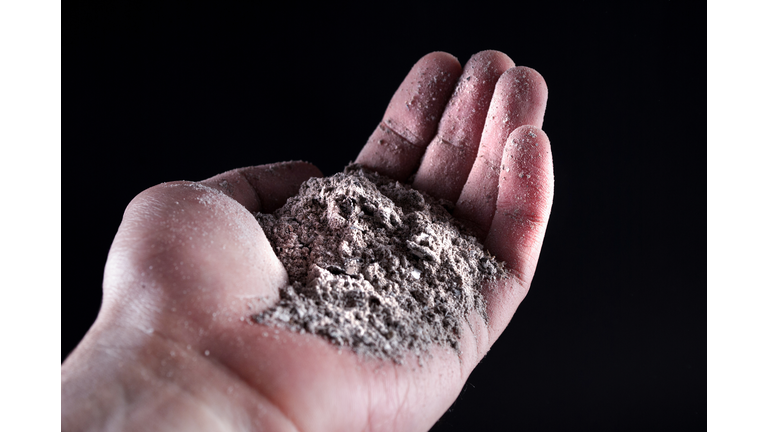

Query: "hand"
left=61, top=50, right=553, bottom=432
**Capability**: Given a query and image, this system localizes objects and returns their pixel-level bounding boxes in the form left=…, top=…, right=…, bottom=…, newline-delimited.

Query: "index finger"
left=355, top=52, right=462, bottom=181
left=200, top=161, right=323, bottom=213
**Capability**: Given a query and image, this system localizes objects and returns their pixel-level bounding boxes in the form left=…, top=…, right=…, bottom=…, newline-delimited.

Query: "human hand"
left=61, top=50, right=553, bottom=431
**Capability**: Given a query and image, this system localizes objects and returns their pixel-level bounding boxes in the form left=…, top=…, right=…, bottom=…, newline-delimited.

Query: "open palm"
left=62, top=50, right=553, bottom=432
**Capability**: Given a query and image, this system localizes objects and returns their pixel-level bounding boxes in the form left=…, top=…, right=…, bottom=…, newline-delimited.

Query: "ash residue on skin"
left=253, top=164, right=505, bottom=361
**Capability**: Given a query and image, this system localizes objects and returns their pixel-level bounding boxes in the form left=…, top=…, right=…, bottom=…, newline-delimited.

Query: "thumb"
left=101, top=161, right=322, bottom=323
left=200, top=161, right=323, bottom=213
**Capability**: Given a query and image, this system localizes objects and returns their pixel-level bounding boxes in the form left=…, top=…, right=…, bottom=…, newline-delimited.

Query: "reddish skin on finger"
left=455, top=66, right=548, bottom=237
left=356, top=52, right=462, bottom=181
left=484, top=125, right=554, bottom=342
left=413, top=50, right=515, bottom=202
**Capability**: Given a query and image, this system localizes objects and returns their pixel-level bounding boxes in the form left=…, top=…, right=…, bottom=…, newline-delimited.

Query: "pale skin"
left=61, top=50, right=553, bottom=431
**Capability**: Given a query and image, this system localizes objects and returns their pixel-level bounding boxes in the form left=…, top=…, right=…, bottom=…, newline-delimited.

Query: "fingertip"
left=515, top=67, right=548, bottom=109
left=467, top=49, right=515, bottom=69
left=420, top=51, right=462, bottom=70
left=501, top=125, right=553, bottom=182
left=495, top=66, right=548, bottom=129
left=498, top=65, right=547, bottom=88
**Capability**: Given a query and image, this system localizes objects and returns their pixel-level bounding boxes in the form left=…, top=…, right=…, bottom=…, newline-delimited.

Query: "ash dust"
left=253, top=164, right=505, bottom=362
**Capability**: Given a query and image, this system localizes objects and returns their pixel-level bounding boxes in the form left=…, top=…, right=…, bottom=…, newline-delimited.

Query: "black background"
left=67, top=3, right=704, bottom=430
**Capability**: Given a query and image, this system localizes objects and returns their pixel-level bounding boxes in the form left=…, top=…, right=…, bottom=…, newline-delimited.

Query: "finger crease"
left=500, top=209, right=548, bottom=228
left=436, top=135, right=469, bottom=154
left=379, top=120, right=424, bottom=150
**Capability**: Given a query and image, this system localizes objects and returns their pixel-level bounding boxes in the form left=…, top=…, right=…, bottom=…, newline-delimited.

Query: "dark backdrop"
left=67, top=3, right=704, bottom=430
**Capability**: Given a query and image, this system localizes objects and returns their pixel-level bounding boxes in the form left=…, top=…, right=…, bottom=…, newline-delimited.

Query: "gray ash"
left=253, top=164, right=504, bottom=361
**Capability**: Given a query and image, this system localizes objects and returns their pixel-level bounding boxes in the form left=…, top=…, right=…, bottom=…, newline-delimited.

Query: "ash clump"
left=253, top=164, right=505, bottom=361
